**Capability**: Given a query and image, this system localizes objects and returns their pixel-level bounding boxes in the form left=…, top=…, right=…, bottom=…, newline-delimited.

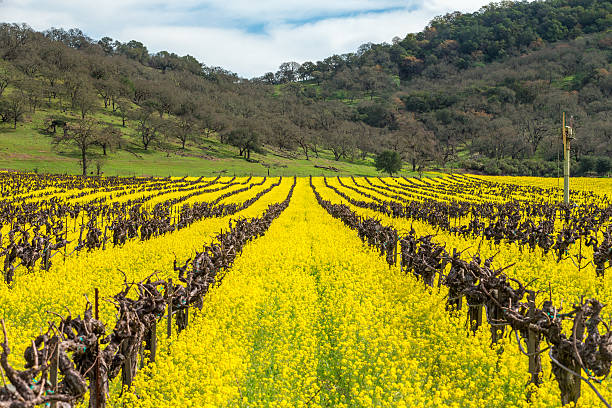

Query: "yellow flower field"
left=0, top=172, right=611, bottom=408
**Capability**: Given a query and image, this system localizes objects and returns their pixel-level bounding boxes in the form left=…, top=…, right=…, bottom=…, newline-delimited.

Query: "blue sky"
left=0, top=0, right=493, bottom=78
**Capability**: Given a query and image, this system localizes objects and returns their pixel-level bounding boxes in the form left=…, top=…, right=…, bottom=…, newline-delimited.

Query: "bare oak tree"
left=53, top=118, right=104, bottom=175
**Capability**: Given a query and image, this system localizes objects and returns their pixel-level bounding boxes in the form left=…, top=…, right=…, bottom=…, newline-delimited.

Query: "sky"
left=0, top=0, right=494, bottom=78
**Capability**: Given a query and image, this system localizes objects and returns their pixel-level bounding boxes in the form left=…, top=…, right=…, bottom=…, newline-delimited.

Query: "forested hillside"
left=0, top=0, right=611, bottom=176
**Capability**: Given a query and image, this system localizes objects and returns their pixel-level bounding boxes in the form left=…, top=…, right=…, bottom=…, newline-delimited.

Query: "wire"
left=548, top=350, right=611, bottom=408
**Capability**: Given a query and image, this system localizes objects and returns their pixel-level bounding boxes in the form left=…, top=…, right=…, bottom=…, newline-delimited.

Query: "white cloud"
left=0, top=0, right=494, bottom=77
left=114, top=10, right=425, bottom=77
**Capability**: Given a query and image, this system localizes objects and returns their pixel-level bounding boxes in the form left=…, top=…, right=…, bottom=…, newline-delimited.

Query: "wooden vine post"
left=63, top=222, right=68, bottom=263
left=166, top=279, right=173, bottom=339
left=78, top=223, right=84, bottom=251
left=489, top=289, right=505, bottom=344
left=90, top=288, right=103, bottom=408
left=467, top=300, right=483, bottom=334
left=176, top=278, right=189, bottom=333
left=176, top=308, right=189, bottom=333
left=43, top=243, right=51, bottom=271
left=393, top=230, right=398, bottom=266
left=49, top=336, right=59, bottom=408
left=527, top=292, right=542, bottom=386
left=398, top=239, right=403, bottom=273
left=145, top=322, right=157, bottom=364
left=102, top=226, right=107, bottom=250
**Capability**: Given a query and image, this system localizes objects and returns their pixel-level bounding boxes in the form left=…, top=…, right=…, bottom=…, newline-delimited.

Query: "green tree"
left=595, top=157, right=611, bottom=176
left=375, top=150, right=402, bottom=176
left=226, top=127, right=261, bottom=159
left=577, top=156, right=596, bottom=175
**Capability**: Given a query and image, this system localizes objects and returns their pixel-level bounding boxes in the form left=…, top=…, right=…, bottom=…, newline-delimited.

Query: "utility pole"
left=562, top=112, right=574, bottom=205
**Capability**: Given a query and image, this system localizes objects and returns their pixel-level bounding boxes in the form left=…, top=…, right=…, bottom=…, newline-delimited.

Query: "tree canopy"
left=375, top=150, right=403, bottom=176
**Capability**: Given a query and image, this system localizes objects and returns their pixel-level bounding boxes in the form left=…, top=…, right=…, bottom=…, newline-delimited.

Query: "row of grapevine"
left=0, top=179, right=296, bottom=408
left=310, top=176, right=612, bottom=406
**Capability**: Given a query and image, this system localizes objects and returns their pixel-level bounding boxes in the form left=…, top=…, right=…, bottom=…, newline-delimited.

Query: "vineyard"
left=1, top=172, right=612, bottom=407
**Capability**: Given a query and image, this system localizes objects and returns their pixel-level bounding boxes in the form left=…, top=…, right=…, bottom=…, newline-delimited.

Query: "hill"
left=0, top=0, right=611, bottom=177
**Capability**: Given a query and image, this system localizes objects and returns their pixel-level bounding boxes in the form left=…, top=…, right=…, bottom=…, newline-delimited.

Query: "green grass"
left=0, top=104, right=429, bottom=178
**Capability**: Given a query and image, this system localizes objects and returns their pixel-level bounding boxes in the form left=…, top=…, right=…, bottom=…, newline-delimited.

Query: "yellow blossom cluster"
left=481, top=175, right=612, bottom=198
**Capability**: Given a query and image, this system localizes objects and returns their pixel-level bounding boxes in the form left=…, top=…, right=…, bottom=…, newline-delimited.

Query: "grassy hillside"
left=2, top=0, right=609, bottom=178
left=0, top=105, right=424, bottom=177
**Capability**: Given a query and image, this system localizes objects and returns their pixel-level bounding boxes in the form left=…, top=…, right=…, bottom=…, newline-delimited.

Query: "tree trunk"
left=81, top=148, right=87, bottom=176
left=102, top=144, right=107, bottom=156
left=301, top=144, right=309, bottom=160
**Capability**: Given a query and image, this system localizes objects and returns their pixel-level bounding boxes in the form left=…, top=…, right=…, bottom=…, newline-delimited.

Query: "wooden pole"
left=148, top=322, right=157, bottom=363
left=64, top=221, right=68, bottom=263
left=468, top=302, right=483, bottom=334
left=578, top=236, right=582, bottom=270
left=177, top=308, right=189, bottom=333
left=94, top=288, right=101, bottom=408
left=394, top=232, right=398, bottom=266
left=102, top=226, right=107, bottom=250
left=167, top=279, right=173, bottom=339
left=44, top=243, right=50, bottom=271
left=78, top=223, right=84, bottom=251
left=527, top=292, right=542, bottom=386
left=563, top=112, right=570, bottom=205
left=49, top=337, right=59, bottom=408
left=490, top=290, right=505, bottom=344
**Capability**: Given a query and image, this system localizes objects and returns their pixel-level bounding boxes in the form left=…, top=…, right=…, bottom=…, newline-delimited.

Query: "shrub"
left=595, top=157, right=611, bottom=176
